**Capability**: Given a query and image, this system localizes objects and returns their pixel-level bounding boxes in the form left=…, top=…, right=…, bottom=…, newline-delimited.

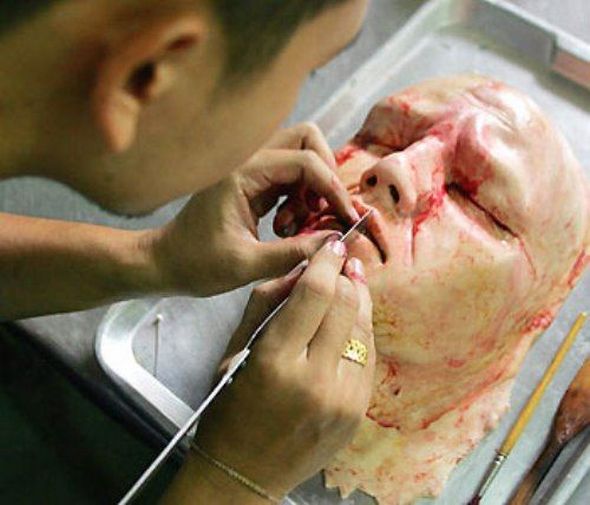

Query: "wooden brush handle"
left=509, top=439, right=562, bottom=505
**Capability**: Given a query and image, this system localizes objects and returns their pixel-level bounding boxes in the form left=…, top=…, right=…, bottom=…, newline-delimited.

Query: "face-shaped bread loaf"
left=303, top=75, right=589, bottom=504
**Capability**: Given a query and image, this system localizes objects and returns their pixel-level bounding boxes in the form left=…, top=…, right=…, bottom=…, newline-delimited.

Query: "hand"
left=192, top=240, right=375, bottom=498
left=147, top=123, right=359, bottom=296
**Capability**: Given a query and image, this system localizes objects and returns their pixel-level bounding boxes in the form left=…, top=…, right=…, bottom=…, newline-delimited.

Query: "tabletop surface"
left=1, top=0, right=589, bottom=439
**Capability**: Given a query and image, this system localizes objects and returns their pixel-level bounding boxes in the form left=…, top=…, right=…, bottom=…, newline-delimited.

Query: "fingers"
left=252, top=149, right=357, bottom=221
left=307, top=275, right=359, bottom=369
left=262, top=239, right=348, bottom=353
left=241, top=148, right=358, bottom=227
left=247, top=230, right=341, bottom=281
left=224, top=265, right=306, bottom=361
left=296, top=123, right=337, bottom=172
left=338, top=259, right=375, bottom=384
left=306, top=257, right=374, bottom=377
left=273, top=190, right=329, bottom=238
left=264, top=122, right=337, bottom=171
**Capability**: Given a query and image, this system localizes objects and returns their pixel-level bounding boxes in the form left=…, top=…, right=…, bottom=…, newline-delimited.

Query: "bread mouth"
left=302, top=206, right=387, bottom=264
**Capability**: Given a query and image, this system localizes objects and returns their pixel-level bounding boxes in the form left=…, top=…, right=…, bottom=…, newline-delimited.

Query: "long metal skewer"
left=117, top=348, right=250, bottom=505
left=153, top=314, right=163, bottom=378
left=117, top=210, right=373, bottom=505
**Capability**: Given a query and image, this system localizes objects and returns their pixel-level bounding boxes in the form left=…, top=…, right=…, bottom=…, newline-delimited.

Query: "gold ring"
left=342, top=339, right=368, bottom=367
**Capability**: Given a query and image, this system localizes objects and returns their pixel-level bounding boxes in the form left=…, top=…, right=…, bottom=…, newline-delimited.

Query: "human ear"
left=92, top=15, right=204, bottom=153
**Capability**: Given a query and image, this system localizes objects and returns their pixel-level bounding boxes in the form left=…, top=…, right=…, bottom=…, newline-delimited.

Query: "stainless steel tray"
left=96, top=0, right=590, bottom=503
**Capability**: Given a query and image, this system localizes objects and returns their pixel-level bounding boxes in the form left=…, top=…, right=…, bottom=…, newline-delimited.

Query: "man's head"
left=0, top=0, right=368, bottom=214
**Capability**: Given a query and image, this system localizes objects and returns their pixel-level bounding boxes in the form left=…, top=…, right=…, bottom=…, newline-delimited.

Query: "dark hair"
left=2, top=0, right=349, bottom=77
left=1, top=1, right=55, bottom=31
left=211, top=0, right=349, bottom=79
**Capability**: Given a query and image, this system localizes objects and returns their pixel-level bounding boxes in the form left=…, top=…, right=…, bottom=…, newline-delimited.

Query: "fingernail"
left=312, top=231, right=342, bottom=254
left=348, top=258, right=367, bottom=284
left=322, top=231, right=343, bottom=243
left=349, top=207, right=361, bottom=223
left=327, top=239, right=347, bottom=257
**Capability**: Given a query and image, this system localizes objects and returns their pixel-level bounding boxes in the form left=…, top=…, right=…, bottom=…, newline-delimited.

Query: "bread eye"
left=445, top=183, right=515, bottom=238
left=445, top=182, right=469, bottom=199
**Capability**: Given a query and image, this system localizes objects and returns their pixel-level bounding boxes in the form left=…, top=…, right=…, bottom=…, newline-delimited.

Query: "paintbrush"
left=468, top=312, right=588, bottom=505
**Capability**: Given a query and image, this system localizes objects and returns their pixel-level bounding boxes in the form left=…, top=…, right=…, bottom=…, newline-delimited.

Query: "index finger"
left=265, top=122, right=337, bottom=170
left=260, top=239, right=348, bottom=354
left=242, top=149, right=359, bottom=224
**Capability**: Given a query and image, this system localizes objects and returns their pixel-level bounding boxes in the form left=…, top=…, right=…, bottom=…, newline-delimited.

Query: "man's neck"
left=0, top=115, right=26, bottom=181
left=0, top=8, right=80, bottom=182
left=0, top=2, right=113, bottom=184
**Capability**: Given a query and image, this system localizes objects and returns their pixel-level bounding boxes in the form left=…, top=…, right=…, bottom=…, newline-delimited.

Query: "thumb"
left=253, top=230, right=342, bottom=280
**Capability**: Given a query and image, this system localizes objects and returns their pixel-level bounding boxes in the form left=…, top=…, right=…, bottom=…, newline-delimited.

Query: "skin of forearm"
left=161, top=453, right=270, bottom=505
left=0, top=213, right=162, bottom=320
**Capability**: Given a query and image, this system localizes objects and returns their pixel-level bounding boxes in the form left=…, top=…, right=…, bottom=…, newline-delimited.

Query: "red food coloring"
left=382, top=360, right=399, bottom=383
left=412, top=212, right=429, bottom=234
left=480, top=336, right=498, bottom=354
left=413, top=472, right=428, bottom=483
left=398, top=98, right=412, bottom=117
left=335, top=144, right=361, bottom=166
left=427, top=121, right=456, bottom=142
left=460, top=402, right=472, bottom=413
left=412, top=186, right=446, bottom=236
left=567, top=251, right=589, bottom=287
left=348, top=271, right=368, bottom=284
left=420, top=359, right=510, bottom=430
left=522, top=309, right=554, bottom=334
left=447, top=358, right=466, bottom=368
left=453, top=172, right=483, bottom=194
left=420, top=414, right=442, bottom=430
left=366, top=410, right=400, bottom=429
left=167, top=36, right=196, bottom=52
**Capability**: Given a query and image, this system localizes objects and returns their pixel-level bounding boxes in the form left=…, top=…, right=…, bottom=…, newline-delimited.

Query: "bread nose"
left=360, top=153, right=418, bottom=216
